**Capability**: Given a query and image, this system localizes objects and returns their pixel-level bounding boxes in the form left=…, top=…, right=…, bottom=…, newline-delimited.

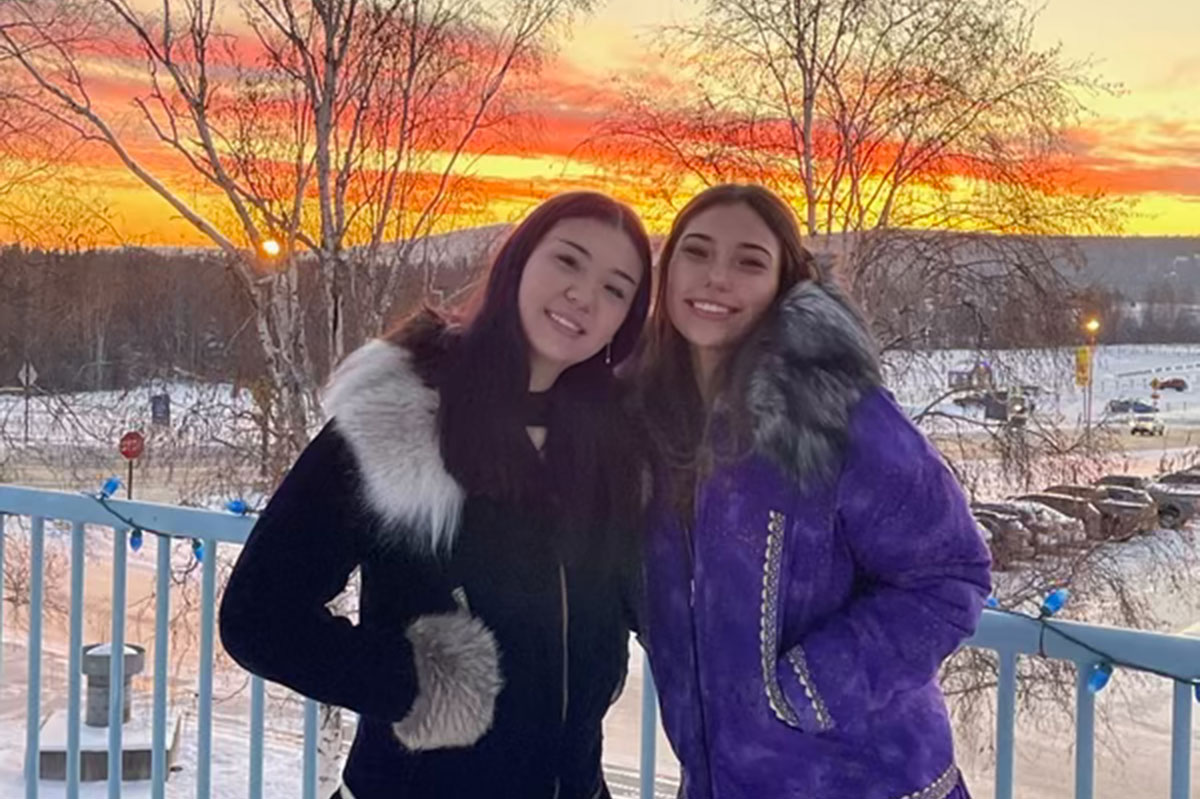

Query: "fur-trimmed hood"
left=322, top=335, right=464, bottom=553
left=745, top=280, right=882, bottom=484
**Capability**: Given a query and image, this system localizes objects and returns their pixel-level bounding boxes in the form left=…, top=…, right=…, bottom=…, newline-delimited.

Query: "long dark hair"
left=634, top=184, right=818, bottom=516
left=399, top=192, right=652, bottom=552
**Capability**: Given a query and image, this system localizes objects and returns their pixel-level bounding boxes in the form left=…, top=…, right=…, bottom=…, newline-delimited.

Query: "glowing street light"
left=260, top=238, right=282, bottom=258
left=1083, top=317, right=1101, bottom=441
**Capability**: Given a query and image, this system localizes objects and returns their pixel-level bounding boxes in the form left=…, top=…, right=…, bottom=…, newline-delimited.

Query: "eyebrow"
left=557, top=238, right=592, bottom=259
left=682, top=231, right=773, bottom=257
left=612, top=267, right=638, bottom=286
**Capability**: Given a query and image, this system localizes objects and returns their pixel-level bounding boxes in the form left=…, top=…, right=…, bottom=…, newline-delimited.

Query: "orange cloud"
left=4, top=16, right=1200, bottom=243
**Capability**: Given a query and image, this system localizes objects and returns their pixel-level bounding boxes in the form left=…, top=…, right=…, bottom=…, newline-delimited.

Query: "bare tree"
left=598, top=0, right=1123, bottom=350
left=0, top=0, right=587, bottom=465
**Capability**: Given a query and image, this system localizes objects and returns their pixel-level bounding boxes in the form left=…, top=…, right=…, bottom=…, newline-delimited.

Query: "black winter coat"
left=219, top=333, right=634, bottom=799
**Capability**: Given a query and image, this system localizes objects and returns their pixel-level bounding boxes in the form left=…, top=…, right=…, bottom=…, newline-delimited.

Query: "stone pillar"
left=81, top=643, right=146, bottom=727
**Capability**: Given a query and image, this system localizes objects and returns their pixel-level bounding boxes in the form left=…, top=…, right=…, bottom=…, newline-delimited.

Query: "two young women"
left=219, top=185, right=992, bottom=799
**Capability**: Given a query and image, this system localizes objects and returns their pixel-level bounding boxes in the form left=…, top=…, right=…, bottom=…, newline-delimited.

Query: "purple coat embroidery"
left=643, top=282, right=992, bottom=799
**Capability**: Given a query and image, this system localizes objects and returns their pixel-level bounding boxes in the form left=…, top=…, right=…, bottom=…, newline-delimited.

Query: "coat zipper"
left=552, top=560, right=569, bottom=799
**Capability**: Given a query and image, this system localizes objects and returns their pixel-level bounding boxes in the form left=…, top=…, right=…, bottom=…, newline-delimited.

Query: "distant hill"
left=1065, top=237, right=1200, bottom=294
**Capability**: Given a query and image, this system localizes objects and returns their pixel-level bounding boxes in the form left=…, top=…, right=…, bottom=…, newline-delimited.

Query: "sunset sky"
left=4, top=0, right=1197, bottom=245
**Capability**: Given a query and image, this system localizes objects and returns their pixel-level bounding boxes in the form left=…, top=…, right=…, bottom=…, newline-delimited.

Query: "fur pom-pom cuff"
left=393, top=612, right=504, bottom=750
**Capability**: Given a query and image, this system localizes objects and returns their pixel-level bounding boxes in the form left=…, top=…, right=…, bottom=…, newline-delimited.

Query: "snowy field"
left=8, top=343, right=1200, bottom=453
left=888, top=343, right=1200, bottom=433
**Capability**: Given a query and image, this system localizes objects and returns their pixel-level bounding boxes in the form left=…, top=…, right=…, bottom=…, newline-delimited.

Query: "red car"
left=1158, top=377, right=1188, bottom=392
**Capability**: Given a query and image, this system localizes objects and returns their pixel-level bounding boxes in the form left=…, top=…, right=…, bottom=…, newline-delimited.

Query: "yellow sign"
left=1075, top=347, right=1091, bottom=387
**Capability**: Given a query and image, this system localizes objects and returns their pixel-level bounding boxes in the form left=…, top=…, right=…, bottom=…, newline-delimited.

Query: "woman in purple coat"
left=632, top=184, right=992, bottom=799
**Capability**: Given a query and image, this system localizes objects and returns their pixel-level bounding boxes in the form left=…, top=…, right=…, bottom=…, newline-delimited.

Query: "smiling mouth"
left=686, top=299, right=738, bottom=319
left=546, top=309, right=586, bottom=336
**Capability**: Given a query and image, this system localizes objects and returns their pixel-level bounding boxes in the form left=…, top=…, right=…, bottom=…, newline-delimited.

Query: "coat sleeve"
left=219, top=420, right=503, bottom=749
left=775, top=389, right=991, bottom=733
left=218, top=421, right=424, bottom=721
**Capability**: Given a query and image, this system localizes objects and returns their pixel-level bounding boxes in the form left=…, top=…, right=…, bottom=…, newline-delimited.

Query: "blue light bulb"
left=226, top=499, right=248, bottom=515
left=192, top=538, right=204, bottom=563
left=1086, top=662, right=1113, bottom=694
left=1040, top=588, right=1069, bottom=617
left=100, top=476, right=121, bottom=498
left=130, top=529, right=143, bottom=552
left=985, top=596, right=999, bottom=609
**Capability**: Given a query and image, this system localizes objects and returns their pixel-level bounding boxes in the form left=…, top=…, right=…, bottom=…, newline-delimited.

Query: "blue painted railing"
left=2, top=483, right=1197, bottom=799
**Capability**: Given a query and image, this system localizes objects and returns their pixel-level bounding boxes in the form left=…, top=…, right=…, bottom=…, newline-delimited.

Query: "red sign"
left=119, top=431, right=145, bottom=460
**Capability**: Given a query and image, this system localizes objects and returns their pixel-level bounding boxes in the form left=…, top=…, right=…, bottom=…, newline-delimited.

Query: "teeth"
left=548, top=311, right=584, bottom=335
left=691, top=301, right=733, bottom=315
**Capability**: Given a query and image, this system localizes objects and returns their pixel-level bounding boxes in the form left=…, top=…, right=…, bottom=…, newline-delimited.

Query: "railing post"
left=24, top=516, right=46, bottom=799
left=0, top=511, right=6, bottom=683
left=1073, top=663, right=1096, bottom=799
left=302, top=698, right=319, bottom=799
left=640, top=653, right=658, bottom=799
left=1170, top=680, right=1193, bottom=799
left=994, top=651, right=1017, bottom=799
left=197, top=538, right=218, bottom=799
left=151, top=534, right=172, bottom=799
left=250, top=676, right=265, bottom=799
left=67, top=520, right=86, bottom=799
left=107, top=527, right=129, bottom=799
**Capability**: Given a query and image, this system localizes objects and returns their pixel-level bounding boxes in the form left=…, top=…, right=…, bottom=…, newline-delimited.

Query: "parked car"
left=1132, top=400, right=1157, bottom=414
left=1144, top=476, right=1200, bottom=528
left=1107, top=398, right=1134, bottom=414
left=1095, top=474, right=1194, bottom=529
left=1014, top=493, right=1103, bottom=541
left=1158, top=377, right=1188, bottom=392
left=1131, top=414, right=1165, bottom=436
left=1043, top=484, right=1157, bottom=540
left=973, top=500, right=1086, bottom=554
left=972, top=509, right=1036, bottom=569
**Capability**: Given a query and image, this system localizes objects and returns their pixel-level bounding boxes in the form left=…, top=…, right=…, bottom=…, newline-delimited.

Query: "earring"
left=605, top=341, right=612, bottom=366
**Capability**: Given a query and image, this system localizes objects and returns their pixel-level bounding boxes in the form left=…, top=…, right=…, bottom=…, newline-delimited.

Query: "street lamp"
left=1083, top=317, right=1101, bottom=441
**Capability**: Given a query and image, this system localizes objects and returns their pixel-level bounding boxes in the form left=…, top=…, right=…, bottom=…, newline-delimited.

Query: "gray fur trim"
left=323, top=339, right=465, bottom=553
left=746, top=281, right=882, bottom=484
left=393, top=612, right=504, bottom=750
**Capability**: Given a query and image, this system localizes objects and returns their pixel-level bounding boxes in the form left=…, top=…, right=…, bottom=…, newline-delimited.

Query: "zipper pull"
left=451, top=585, right=470, bottom=613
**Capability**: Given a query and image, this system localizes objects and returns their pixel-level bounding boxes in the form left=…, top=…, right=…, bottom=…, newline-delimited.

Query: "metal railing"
left=2, top=483, right=1197, bottom=799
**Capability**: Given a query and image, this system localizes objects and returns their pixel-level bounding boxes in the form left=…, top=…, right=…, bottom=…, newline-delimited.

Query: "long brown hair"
left=634, top=184, right=818, bottom=516
left=397, top=192, right=653, bottom=554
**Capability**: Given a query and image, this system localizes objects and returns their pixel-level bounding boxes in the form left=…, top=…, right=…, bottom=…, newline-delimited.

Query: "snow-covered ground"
left=0, top=381, right=261, bottom=451
left=9, top=343, right=1200, bottom=452
left=888, top=343, right=1200, bottom=433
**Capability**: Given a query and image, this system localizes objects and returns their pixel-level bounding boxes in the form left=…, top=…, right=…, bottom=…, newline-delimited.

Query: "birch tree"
left=602, top=0, right=1122, bottom=351
left=0, top=0, right=588, bottom=463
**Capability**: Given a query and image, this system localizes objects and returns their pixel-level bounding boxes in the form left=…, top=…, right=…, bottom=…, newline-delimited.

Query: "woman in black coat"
left=219, top=192, right=652, bottom=799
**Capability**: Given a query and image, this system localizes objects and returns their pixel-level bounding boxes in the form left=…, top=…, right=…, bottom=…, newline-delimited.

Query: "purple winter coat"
left=643, top=282, right=992, bottom=799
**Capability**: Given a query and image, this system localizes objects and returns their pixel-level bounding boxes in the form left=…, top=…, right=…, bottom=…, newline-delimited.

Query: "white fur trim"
left=323, top=339, right=465, bottom=553
left=393, top=612, right=504, bottom=750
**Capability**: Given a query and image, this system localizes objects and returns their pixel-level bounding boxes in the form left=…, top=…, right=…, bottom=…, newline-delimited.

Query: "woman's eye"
left=741, top=260, right=767, bottom=271
left=681, top=246, right=708, bottom=259
left=557, top=254, right=579, bottom=269
left=605, top=285, right=627, bottom=301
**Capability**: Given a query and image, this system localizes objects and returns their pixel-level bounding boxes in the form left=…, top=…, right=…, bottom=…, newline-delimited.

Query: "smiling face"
left=517, top=216, right=645, bottom=390
left=665, top=202, right=783, bottom=374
